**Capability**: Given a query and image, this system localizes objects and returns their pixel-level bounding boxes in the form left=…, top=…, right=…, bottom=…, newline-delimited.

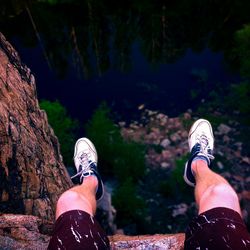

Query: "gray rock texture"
left=0, top=214, right=50, bottom=250
left=0, top=32, right=72, bottom=224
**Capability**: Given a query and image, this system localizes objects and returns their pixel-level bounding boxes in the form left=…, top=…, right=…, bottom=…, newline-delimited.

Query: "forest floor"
left=118, top=108, right=250, bottom=234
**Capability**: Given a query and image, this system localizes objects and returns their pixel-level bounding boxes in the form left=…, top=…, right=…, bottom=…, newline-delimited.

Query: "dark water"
left=1, top=0, right=247, bottom=123
left=13, top=41, right=239, bottom=123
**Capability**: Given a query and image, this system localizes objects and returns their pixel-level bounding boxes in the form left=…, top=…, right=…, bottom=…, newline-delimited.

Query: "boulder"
left=0, top=32, right=72, bottom=224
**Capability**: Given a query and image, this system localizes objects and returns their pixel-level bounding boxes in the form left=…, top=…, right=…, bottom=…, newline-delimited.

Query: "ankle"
left=82, top=175, right=98, bottom=190
left=191, top=159, right=209, bottom=173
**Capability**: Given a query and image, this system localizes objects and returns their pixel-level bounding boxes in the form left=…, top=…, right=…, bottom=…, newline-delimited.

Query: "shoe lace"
left=71, top=151, right=94, bottom=180
left=79, top=152, right=90, bottom=169
left=196, top=133, right=214, bottom=160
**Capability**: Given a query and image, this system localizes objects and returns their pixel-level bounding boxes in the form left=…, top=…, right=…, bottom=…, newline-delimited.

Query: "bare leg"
left=48, top=138, right=109, bottom=250
left=183, top=120, right=250, bottom=250
left=56, top=175, right=98, bottom=219
left=192, top=159, right=241, bottom=215
left=55, top=138, right=104, bottom=220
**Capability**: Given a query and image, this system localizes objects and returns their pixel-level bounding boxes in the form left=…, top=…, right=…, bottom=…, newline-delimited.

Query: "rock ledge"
left=109, top=233, right=185, bottom=249
left=0, top=214, right=185, bottom=250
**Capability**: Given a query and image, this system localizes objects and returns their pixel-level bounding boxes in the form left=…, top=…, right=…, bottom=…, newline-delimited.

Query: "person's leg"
left=191, top=159, right=241, bottom=215
left=56, top=137, right=104, bottom=218
left=183, top=118, right=241, bottom=215
left=183, top=119, right=250, bottom=250
left=56, top=175, right=98, bottom=219
left=48, top=138, right=109, bottom=250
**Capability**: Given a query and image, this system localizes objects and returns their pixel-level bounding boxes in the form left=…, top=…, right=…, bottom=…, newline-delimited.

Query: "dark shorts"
left=184, top=207, right=250, bottom=249
left=48, top=210, right=110, bottom=250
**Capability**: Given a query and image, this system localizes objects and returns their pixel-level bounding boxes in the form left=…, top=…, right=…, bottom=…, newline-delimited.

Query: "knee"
left=198, top=183, right=242, bottom=215
left=208, top=183, right=238, bottom=201
left=56, top=190, right=80, bottom=218
left=201, top=183, right=240, bottom=211
left=56, top=190, right=80, bottom=214
left=57, top=190, right=79, bottom=208
left=56, top=189, right=94, bottom=219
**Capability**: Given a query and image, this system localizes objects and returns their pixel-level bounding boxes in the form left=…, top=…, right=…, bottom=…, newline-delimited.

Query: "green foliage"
left=112, top=178, right=146, bottom=228
left=226, top=82, right=250, bottom=115
left=159, top=154, right=193, bottom=202
left=85, top=103, right=146, bottom=231
left=85, top=103, right=145, bottom=181
left=85, top=103, right=122, bottom=175
left=173, top=156, right=188, bottom=187
left=112, top=142, right=145, bottom=182
left=40, top=100, right=78, bottom=166
left=234, top=24, right=250, bottom=78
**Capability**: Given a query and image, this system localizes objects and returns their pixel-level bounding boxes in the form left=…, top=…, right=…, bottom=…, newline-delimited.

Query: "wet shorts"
left=48, top=210, right=110, bottom=250
left=184, top=207, right=250, bottom=249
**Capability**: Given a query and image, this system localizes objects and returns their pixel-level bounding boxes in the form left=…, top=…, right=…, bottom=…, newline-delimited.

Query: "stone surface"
left=0, top=32, right=72, bottom=223
left=121, top=109, right=190, bottom=168
left=109, top=234, right=185, bottom=250
left=0, top=214, right=50, bottom=250
left=0, top=214, right=185, bottom=250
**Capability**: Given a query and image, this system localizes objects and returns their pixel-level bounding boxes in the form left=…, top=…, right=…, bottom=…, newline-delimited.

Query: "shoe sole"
left=188, top=118, right=214, bottom=150
left=73, top=137, right=98, bottom=163
left=183, top=161, right=195, bottom=187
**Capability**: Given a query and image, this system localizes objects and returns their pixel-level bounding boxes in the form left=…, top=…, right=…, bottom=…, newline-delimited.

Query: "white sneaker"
left=71, top=138, right=104, bottom=200
left=183, top=119, right=215, bottom=186
left=73, top=137, right=98, bottom=174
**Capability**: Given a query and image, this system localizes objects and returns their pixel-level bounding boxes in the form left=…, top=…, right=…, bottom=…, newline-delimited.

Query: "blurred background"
left=1, top=0, right=250, bottom=235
